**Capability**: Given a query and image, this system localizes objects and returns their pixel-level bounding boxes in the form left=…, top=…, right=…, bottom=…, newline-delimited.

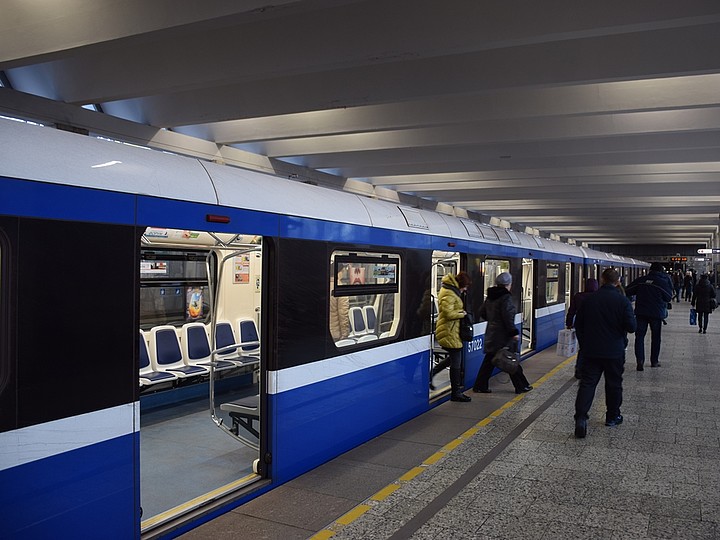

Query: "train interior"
left=138, top=227, right=263, bottom=532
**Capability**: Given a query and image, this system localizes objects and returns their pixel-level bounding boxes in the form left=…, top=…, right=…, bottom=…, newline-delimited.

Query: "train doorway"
left=138, top=228, right=263, bottom=535
left=428, top=251, right=459, bottom=398
left=521, top=258, right=534, bottom=353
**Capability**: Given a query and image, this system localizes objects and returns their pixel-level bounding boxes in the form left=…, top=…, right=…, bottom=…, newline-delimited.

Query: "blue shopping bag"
left=690, top=308, right=697, bottom=326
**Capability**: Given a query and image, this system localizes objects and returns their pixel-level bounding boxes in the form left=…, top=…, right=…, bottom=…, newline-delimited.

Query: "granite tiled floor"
left=325, top=301, right=720, bottom=539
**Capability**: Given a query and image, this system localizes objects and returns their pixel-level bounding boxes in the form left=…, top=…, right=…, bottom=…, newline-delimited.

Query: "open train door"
left=428, top=251, right=459, bottom=399
left=137, top=228, right=264, bottom=537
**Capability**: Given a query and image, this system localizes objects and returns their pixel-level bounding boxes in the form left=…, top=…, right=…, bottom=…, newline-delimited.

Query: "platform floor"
left=180, top=300, right=720, bottom=539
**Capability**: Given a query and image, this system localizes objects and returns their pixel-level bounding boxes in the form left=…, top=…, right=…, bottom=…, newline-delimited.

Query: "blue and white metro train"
left=0, top=117, right=648, bottom=538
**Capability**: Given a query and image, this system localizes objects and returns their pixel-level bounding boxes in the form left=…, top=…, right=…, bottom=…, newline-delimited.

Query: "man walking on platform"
left=574, top=268, right=636, bottom=438
left=625, top=262, right=673, bottom=370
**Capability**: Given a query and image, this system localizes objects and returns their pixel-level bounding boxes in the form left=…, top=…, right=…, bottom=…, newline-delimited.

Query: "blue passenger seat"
left=180, top=323, right=236, bottom=371
left=363, top=305, right=377, bottom=334
left=348, top=306, right=368, bottom=337
left=139, top=330, right=178, bottom=388
left=215, top=321, right=259, bottom=366
left=236, top=318, right=260, bottom=358
left=149, top=325, right=209, bottom=377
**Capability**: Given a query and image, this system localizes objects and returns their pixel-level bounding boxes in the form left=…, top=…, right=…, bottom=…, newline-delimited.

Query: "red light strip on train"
left=206, top=214, right=231, bottom=224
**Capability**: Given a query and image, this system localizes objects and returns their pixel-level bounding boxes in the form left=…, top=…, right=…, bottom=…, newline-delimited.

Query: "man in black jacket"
left=625, top=262, right=674, bottom=370
left=574, top=268, right=637, bottom=438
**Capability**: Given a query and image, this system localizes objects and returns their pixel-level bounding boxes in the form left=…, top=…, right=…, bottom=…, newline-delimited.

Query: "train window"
left=546, top=263, right=560, bottom=303
left=140, top=248, right=214, bottom=328
left=330, top=251, right=400, bottom=346
left=484, top=259, right=510, bottom=293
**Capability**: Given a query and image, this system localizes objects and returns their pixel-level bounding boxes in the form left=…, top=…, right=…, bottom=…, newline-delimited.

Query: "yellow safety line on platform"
left=310, top=354, right=577, bottom=539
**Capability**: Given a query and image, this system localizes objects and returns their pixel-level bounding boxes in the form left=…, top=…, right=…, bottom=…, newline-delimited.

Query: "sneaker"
left=605, top=415, right=623, bottom=427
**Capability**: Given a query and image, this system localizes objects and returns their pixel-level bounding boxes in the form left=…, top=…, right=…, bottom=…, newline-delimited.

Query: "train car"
left=0, top=117, right=647, bottom=539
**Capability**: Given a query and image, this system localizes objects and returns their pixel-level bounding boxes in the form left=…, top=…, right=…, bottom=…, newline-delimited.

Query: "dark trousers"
left=432, top=347, right=466, bottom=396
left=634, top=315, right=662, bottom=367
left=698, top=311, right=710, bottom=332
left=432, top=347, right=462, bottom=375
left=575, top=355, right=624, bottom=421
left=673, top=286, right=681, bottom=302
left=473, top=351, right=529, bottom=392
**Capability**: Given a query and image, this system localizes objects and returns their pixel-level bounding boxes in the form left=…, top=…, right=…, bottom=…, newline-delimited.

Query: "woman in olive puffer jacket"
left=435, top=272, right=472, bottom=402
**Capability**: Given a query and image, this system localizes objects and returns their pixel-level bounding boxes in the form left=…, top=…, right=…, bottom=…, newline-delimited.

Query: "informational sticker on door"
left=234, top=255, right=250, bottom=284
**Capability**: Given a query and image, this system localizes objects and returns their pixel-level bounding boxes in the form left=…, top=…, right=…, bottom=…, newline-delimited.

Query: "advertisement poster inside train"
left=186, top=287, right=203, bottom=319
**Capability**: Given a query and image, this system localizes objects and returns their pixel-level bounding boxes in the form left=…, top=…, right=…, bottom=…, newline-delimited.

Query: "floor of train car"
left=140, top=385, right=259, bottom=520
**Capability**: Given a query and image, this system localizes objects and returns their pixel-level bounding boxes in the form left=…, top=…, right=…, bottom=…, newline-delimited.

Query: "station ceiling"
left=2, top=0, right=720, bottom=249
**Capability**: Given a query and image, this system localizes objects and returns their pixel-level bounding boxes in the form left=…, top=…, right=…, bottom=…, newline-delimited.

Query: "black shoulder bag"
left=443, top=283, right=474, bottom=342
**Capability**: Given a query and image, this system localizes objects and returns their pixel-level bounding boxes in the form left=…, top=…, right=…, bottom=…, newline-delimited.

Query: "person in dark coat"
left=566, top=277, right=599, bottom=379
left=472, top=272, right=532, bottom=394
left=625, top=262, right=673, bottom=370
left=574, top=268, right=637, bottom=438
left=683, top=272, right=694, bottom=301
left=692, top=274, right=717, bottom=334
left=671, top=272, right=682, bottom=303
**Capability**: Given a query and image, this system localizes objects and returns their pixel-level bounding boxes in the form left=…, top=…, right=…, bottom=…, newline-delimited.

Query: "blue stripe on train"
left=268, top=349, right=429, bottom=484
left=0, top=433, right=139, bottom=539
left=535, top=309, right=567, bottom=351
left=0, top=176, right=136, bottom=225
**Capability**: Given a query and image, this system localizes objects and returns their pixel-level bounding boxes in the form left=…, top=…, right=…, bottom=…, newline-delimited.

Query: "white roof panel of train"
left=0, top=119, right=217, bottom=203
left=206, top=161, right=372, bottom=226
left=359, top=197, right=451, bottom=235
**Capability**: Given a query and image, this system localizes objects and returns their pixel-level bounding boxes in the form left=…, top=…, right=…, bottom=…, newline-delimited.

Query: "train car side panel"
left=0, top=410, right=138, bottom=539
left=267, top=339, right=428, bottom=483
left=534, top=305, right=567, bottom=351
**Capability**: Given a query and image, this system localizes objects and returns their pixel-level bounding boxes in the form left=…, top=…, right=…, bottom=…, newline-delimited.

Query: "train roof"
left=0, top=118, right=646, bottom=267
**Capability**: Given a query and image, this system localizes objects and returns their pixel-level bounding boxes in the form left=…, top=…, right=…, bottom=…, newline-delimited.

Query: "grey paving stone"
left=647, top=515, right=718, bottom=539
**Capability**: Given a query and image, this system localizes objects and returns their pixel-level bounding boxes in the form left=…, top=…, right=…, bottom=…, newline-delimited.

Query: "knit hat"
left=496, top=272, right=512, bottom=286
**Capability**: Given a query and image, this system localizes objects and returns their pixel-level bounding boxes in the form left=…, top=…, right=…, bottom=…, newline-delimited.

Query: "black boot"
left=450, top=367, right=471, bottom=402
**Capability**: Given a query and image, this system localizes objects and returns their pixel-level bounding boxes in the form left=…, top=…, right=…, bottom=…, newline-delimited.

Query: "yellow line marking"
left=371, top=484, right=401, bottom=501
left=423, top=452, right=445, bottom=465
left=399, top=466, right=426, bottom=482
left=309, top=531, right=336, bottom=540
left=312, top=353, right=576, bottom=537
left=336, top=504, right=372, bottom=525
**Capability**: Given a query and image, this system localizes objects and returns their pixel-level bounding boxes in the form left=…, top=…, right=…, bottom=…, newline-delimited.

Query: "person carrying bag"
left=491, top=339, right=520, bottom=375
left=434, top=271, right=473, bottom=402
left=472, top=272, right=532, bottom=394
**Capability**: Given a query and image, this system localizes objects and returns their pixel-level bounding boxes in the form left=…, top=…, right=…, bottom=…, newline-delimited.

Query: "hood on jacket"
left=441, top=273, right=460, bottom=289
left=485, top=285, right=511, bottom=301
left=584, top=278, right=599, bottom=292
